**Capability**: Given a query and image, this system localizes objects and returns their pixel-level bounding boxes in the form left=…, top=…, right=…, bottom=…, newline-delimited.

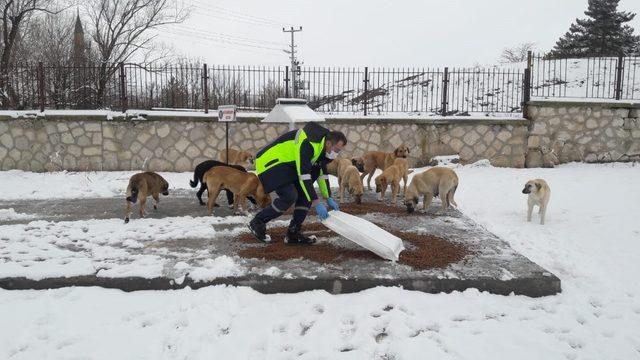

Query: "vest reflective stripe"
left=294, top=129, right=325, bottom=201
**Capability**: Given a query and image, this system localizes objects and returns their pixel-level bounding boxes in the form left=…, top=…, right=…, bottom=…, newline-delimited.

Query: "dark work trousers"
left=255, top=181, right=312, bottom=233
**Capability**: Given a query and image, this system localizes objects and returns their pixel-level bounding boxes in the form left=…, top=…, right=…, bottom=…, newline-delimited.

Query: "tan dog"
left=124, top=172, right=169, bottom=223
left=404, top=167, right=458, bottom=213
left=375, top=165, right=402, bottom=205
left=393, top=157, right=413, bottom=196
left=327, top=157, right=365, bottom=176
left=203, top=166, right=270, bottom=215
left=335, top=158, right=364, bottom=204
left=522, top=179, right=550, bottom=225
left=361, top=144, right=410, bottom=190
left=326, top=158, right=340, bottom=177
left=218, top=148, right=255, bottom=166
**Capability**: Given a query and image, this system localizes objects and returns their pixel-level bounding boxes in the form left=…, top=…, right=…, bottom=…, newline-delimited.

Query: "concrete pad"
left=0, top=191, right=560, bottom=297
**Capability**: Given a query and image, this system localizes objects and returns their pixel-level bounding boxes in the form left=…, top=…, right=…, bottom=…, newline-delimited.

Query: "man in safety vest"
left=248, top=122, right=347, bottom=244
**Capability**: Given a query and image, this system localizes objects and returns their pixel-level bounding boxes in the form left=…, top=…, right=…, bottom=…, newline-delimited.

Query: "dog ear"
left=535, top=182, right=542, bottom=191
left=394, top=148, right=399, bottom=157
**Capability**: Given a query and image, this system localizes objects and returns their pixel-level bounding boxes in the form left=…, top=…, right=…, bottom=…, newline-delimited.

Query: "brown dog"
left=203, top=166, right=271, bottom=215
left=327, top=157, right=364, bottom=177
left=404, top=167, right=458, bottom=213
left=218, top=148, right=255, bottom=166
left=124, top=172, right=169, bottom=223
left=375, top=165, right=402, bottom=205
left=393, top=157, right=413, bottom=196
left=335, top=158, right=364, bottom=204
left=361, top=144, right=410, bottom=190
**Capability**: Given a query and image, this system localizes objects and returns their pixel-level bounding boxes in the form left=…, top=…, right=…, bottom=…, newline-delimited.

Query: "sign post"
left=217, top=105, right=237, bottom=164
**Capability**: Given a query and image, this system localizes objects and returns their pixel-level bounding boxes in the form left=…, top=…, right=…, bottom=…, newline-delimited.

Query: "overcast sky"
left=159, top=0, right=640, bottom=67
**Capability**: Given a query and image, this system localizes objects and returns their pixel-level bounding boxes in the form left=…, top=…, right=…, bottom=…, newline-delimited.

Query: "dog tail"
left=190, top=171, right=199, bottom=188
left=126, top=182, right=139, bottom=204
left=448, top=185, right=458, bottom=207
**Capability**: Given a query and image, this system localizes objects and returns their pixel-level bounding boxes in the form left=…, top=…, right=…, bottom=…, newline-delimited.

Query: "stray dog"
left=218, top=148, right=254, bottom=166
left=336, top=158, right=364, bottom=204
left=190, top=160, right=257, bottom=207
left=361, top=144, right=410, bottom=190
left=522, top=179, right=550, bottom=225
left=124, top=172, right=169, bottom=223
left=327, top=157, right=365, bottom=177
left=393, top=157, right=413, bottom=196
left=404, top=167, right=458, bottom=214
left=375, top=165, right=402, bottom=205
left=351, top=157, right=365, bottom=172
left=326, top=158, right=340, bottom=176
left=203, top=166, right=271, bottom=215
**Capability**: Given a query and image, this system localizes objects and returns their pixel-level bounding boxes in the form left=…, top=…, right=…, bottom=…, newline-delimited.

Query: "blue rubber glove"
left=326, top=197, right=340, bottom=211
left=315, top=202, right=329, bottom=221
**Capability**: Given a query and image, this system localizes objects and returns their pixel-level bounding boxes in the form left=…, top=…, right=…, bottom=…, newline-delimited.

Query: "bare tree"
left=500, top=42, right=537, bottom=63
left=84, top=0, right=188, bottom=108
left=0, top=0, right=65, bottom=108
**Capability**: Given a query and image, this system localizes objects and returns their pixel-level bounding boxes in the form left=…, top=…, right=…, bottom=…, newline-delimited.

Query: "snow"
left=0, top=170, right=195, bottom=200
left=0, top=216, right=250, bottom=280
left=1, top=162, right=640, bottom=358
left=0, top=208, right=36, bottom=221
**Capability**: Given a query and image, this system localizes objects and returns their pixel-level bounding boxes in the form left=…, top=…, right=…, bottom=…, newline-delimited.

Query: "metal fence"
left=529, top=53, right=640, bottom=100
left=3, top=62, right=525, bottom=115
left=2, top=55, right=638, bottom=115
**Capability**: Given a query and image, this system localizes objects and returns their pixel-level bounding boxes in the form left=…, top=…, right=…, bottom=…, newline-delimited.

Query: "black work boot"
left=248, top=218, right=271, bottom=243
left=285, top=228, right=317, bottom=245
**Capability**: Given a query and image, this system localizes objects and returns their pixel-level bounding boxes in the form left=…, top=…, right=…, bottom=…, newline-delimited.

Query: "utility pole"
left=283, top=26, right=302, bottom=98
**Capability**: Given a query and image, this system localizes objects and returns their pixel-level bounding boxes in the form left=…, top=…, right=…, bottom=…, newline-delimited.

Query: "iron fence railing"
left=530, top=53, right=640, bottom=100
left=1, top=55, right=638, bottom=115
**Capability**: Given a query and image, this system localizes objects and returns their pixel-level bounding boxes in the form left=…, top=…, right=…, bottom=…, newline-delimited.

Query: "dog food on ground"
left=236, top=222, right=468, bottom=270
left=285, top=202, right=416, bottom=216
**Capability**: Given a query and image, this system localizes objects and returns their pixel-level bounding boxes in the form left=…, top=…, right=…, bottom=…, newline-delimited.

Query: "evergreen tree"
left=549, top=0, right=640, bottom=58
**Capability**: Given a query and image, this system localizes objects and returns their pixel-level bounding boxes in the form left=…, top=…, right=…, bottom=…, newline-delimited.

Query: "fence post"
left=441, top=67, right=449, bottom=116
left=363, top=67, right=369, bottom=116
left=284, top=66, right=290, bottom=98
left=203, top=63, right=209, bottom=114
left=614, top=55, right=624, bottom=100
left=522, top=51, right=532, bottom=118
left=119, top=62, right=128, bottom=113
left=37, top=62, right=45, bottom=112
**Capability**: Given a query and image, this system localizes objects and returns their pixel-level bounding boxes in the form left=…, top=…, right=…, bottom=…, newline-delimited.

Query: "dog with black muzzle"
left=124, top=171, right=170, bottom=223
left=522, top=179, right=550, bottom=225
left=404, top=167, right=458, bottom=214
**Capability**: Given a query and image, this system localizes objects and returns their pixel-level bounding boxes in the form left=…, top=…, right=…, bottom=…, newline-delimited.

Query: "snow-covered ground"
left=1, top=162, right=640, bottom=359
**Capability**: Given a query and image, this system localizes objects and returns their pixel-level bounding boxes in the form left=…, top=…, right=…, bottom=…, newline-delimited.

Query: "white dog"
left=522, top=179, right=550, bottom=225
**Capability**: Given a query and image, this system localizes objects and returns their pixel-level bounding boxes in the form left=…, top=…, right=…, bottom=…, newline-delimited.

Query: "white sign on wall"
left=217, top=105, right=237, bottom=122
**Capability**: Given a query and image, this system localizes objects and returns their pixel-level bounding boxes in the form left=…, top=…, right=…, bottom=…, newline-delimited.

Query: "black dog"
left=190, top=160, right=257, bottom=207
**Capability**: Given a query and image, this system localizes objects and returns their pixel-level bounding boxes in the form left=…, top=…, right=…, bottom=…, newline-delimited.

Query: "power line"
left=189, top=3, right=286, bottom=28
left=163, top=28, right=284, bottom=52
left=168, top=24, right=287, bottom=47
left=190, top=0, right=292, bottom=27
left=161, top=32, right=284, bottom=57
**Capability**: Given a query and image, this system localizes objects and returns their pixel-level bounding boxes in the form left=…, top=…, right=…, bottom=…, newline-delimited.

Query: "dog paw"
left=124, top=218, right=129, bottom=224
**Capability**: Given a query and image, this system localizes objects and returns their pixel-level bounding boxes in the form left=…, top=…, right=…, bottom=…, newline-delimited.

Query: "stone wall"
left=2, top=100, right=638, bottom=172
left=526, top=101, right=640, bottom=166
left=0, top=114, right=528, bottom=172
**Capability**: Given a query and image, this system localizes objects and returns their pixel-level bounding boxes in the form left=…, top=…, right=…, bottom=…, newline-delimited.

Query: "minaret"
left=71, top=9, right=86, bottom=67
